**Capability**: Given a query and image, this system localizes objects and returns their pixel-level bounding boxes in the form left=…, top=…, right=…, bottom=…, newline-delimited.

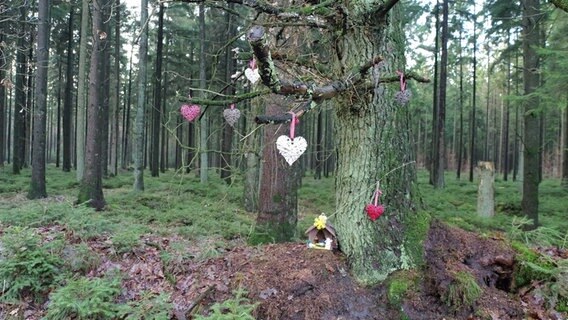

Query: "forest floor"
left=0, top=167, right=567, bottom=319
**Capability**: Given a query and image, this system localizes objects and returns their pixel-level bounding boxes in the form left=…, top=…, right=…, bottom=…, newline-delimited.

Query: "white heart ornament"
left=244, top=67, right=260, bottom=84
left=276, top=135, right=307, bottom=166
left=223, top=108, right=241, bottom=127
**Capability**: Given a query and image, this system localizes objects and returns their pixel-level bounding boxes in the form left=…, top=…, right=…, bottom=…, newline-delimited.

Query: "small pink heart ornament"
left=180, top=104, right=201, bottom=122
left=244, top=67, right=260, bottom=84
left=223, top=107, right=241, bottom=127
left=276, top=135, right=307, bottom=165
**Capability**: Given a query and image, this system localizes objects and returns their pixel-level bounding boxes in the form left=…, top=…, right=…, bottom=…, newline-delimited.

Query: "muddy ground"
left=2, top=220, right=566, bottom=319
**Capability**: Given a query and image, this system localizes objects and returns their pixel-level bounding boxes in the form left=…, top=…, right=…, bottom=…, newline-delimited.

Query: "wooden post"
left=477, top=161, right=495, bottom=217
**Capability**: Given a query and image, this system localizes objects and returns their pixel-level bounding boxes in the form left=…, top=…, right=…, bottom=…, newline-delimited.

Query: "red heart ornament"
left=365, top=204, right=385, bottom=221
left=180, top=104, right=201, bottom=122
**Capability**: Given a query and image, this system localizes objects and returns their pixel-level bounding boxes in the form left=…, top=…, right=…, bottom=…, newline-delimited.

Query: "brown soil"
left=2, top=221, right=566, bottom=320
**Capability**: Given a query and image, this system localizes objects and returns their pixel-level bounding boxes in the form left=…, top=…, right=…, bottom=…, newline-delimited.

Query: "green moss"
left=511, top=241, right=556, bottom=287
left=387, top=270, right=419, bottom=307
left=443, top=271, right=482, bottom=309
left=248, top=221, right=296, bottom=245
left=402, top=211, right=431, bottom=267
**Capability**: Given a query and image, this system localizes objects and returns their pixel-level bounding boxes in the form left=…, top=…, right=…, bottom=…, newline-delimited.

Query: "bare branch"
left=376, top=0, right=402, bottom=18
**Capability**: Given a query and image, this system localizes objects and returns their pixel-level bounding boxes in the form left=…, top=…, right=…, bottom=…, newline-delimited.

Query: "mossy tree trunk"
left=331, top=3, right=420, bottom=285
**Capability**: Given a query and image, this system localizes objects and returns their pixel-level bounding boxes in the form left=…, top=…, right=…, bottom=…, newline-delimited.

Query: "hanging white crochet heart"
left=276, top=135, right=307, bottom=166
left=244, top=67, right=260, bottom=84
left=223, top=108, right=241, bottom=127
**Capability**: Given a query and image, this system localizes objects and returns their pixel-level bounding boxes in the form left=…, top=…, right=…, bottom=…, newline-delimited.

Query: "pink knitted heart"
left=365, top=204, right=385, bottom=221
left=180, top=104, right=201, bottom=122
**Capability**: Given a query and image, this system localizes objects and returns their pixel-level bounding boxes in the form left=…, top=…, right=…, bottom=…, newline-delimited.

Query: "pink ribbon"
left=288, top=112, right=298, bottom=139
left=373, top=187, right=383, bottom=206
left=230, top=103, right=235, bottom=110
left=249, top=58, right=257, bottom=70
left=396, top=70, right=406, bottom=91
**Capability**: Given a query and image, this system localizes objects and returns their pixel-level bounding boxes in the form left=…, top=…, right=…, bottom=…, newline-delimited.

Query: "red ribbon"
left=396, top=70, right=406, bottom=91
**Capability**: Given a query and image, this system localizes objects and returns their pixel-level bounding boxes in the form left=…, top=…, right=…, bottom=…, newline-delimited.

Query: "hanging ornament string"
left=396, top=70, right=406, bottom=91
left=289, top=112, right=297, bottom=139
left=373, top=182, right=383, bottom=207
left=395, top=70, right=412, bottom=105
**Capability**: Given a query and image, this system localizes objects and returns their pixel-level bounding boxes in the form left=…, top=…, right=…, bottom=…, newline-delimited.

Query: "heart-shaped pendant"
left=276, top=135, right=307, bottom=166
left=244, top=67, right=260, bottom=84
left=180, top=104, right=201, bottom=122
left=223, top=108, right=241, bottom=127
left=365, top=204, right=385, bottom=221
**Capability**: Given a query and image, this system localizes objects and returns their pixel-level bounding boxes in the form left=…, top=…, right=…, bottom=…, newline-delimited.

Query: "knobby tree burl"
left=185, top=0, right=429, bottom=284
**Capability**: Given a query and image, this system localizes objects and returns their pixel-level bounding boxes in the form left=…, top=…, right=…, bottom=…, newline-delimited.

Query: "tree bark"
left=562, top=97, right=568, bottom=187
left=521, top=0, right=541, bottom=229
left=110, top=0, right=121, bottom=176
left=13, top=6, right=27, bottom=174
left=433, top=0, right=448, bottom=188
left=429, top=0, right=440, bottom=185
left=469, top=7, right=478, bottom=182
left=28, top=0, right=50, bottom=199
left=63, top=6, right=74, bottom=172
left=0, top=31, right=6, bottom=167
left=150, top=3, right=164, bottom=177
left=133, top=0, right=148, bottom=191
left=198, top=3, right=208, bottom=183
left=76, top=0, right=90, bottom=181
left=244, top=95, right=261, bottom=212
left=251, top=95, right=300, bottom=244
left=330, top=3, right=420, bottom=284
left=78, top=0, right=106, bottom=209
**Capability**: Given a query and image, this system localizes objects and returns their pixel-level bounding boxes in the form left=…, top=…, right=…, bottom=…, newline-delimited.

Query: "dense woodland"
left=0, top=0, right=568, bottom=318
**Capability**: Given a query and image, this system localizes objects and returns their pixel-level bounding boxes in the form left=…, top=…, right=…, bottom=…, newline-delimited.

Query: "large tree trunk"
left=76, top=0, right=90, bottom=181
left=521, top=0, right=541, bottom=229
left=251, top=95, right=300, bottom=244
left=331, top=3, right=419, bottom=284
left=78, top=0, right=106, bottom=209
left=429, top=0, right=440, bottom=185
left=28, top=0, right=50, bottom=199
left=133, top=0, right=148, bottom=191
left=100, top=0, right=111, bottom=178
left=62, top=7, right=74, bottom=172
left=110, top=0, right=121, bottom=176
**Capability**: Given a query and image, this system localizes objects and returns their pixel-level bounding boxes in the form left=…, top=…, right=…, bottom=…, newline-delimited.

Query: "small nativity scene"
left=305, top=214, right=338, bottom=251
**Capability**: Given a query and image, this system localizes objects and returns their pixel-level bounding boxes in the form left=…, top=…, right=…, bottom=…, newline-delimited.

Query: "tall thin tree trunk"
left=56, top=59, right=62, bottom=167
left=151, top=3, right=164, bottom=177
left=198, top=3, right=208, bottom=183
left=521, top=0, right=541, bottom=229
left=28, top=0, right=50, bottom=199
left=429, top=0, right=440, bottom=185
left=63, top=7, right=74, bottom=172
left=76, top=0, right=89, bottom=181
left=0, top=31, right=5, bottom=167
left=433, top=0, right=448, bottom=188
left=457, top=27, right=464, bottom=179
left=485, top=49, right=491, bottom=160
left=78, top=0, right=106, bottom=209
left=503, top=37, right=511, bottom=181
left=220, top=5, right=236, bottom=184
left=110, top=0, right=121, bottom=176
left=13, top=6, right=27, bottom=174
left=562, top=96, right=568, bottom=187
left=122, top=53, right=133, bottom=169
left=133, top=0, right=148, bottom=191
left=469, top=7, right=478, bottom=182
left=100, top=0, right=111, bottom=178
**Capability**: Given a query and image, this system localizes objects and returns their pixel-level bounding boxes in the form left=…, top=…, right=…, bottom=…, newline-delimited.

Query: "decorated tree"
left=183, top=0, right=429, bottom=284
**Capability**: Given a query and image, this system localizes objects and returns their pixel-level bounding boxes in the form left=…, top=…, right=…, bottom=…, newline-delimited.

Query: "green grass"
left=417, top=170, right=568, bottom=247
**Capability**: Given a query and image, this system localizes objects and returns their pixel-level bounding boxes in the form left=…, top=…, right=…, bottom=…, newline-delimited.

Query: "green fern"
left=195, top=287, right=258, bottom=320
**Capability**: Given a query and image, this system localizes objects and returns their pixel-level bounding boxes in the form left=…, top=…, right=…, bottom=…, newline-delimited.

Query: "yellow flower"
left=314, top=214, right=327, bottom=230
